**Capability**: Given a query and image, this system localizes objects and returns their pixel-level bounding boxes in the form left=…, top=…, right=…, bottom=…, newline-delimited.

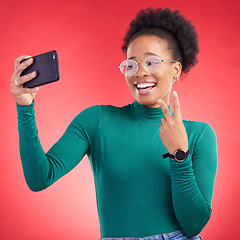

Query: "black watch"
left=162, top=149, right=190, bottom=162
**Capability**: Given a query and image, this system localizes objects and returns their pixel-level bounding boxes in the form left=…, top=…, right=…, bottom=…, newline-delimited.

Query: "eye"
left=146, top=60, right=160, bottom=66
left=126, top=64, right=134, bottom=70
left=126, top=60, right=137, bottom=70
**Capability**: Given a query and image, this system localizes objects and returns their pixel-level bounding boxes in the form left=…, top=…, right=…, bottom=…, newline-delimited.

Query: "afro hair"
left=122, top=8, right=199, bottom=73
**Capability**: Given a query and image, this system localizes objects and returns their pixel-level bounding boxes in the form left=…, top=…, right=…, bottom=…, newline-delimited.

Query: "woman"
left=10, top=8, right=217, bottom=240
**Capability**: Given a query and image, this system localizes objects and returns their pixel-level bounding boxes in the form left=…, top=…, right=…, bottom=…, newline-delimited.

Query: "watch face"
left=175, top=150, right=186, bottom=161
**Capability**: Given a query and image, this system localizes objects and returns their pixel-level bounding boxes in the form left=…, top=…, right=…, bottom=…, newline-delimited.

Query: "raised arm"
left=11, top=55, right=97, bottom=191
left=158, top=91, right=218, bottom=237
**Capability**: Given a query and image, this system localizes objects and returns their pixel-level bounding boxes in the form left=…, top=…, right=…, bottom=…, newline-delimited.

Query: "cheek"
left=125, top=76, right=133, bottom=87
left=154, top=68, right=173, bottom=83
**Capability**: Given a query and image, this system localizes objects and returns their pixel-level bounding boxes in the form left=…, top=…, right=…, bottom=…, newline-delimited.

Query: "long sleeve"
left=169, top=123, right=218, bottom=237
left=17, top=101, right=99, bottom=191
left=16, top=99, right=218, bottom=238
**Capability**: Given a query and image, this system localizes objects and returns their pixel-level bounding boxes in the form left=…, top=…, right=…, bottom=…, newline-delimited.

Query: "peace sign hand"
left=158, top=91, right=188, bottom=155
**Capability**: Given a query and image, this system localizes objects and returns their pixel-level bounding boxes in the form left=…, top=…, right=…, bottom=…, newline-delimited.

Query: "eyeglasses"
left=118, top=56, right=177, bottom=76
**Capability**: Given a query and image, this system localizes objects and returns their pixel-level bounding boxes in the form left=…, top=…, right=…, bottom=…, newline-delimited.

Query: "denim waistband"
left=101, top=230, right=202, bottom=240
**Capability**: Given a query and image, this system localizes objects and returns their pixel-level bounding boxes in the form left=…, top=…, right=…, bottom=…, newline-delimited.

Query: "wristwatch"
left=162, top=149, right=190, bottom=162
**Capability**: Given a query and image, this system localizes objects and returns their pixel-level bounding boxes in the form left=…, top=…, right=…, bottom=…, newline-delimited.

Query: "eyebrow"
left=128, top=52, right=160, bottom=60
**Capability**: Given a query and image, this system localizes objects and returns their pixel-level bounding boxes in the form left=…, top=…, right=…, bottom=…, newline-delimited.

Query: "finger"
left=17, top=71, right=37, bottom=85
left=14, top=55, right=32, bottom=69
left=11, top=82, right=39, bottom=94
left=20, top=87, right=39, bottom=94
left=15, top=57, right=34, bottom=75
left=157, top=99, right=172, bottom=119
left=172, top=91, right=182, bottom=119
left=161, top=117, right=166, bottom=124
left=11, top=58, right=34, bottom=83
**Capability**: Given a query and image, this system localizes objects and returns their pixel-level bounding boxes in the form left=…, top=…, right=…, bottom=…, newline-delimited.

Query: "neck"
left=130, top=100, right=172, bottom=122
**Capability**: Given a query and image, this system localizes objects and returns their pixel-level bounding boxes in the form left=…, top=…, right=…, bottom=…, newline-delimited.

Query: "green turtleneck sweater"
left=17, top=100, right=217, bottom=238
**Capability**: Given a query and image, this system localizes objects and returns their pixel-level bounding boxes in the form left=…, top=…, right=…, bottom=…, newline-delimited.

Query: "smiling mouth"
left=134, top=82, right=156, bottom=94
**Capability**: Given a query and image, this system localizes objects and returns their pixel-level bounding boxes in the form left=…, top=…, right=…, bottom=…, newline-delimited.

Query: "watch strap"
left=162, top=152, right=174, bottom=159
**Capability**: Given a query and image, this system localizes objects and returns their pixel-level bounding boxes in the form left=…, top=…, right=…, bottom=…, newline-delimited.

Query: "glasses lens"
left=144, top=56, right=162, bottom=73
left=119, top=59, right=137, bottom=76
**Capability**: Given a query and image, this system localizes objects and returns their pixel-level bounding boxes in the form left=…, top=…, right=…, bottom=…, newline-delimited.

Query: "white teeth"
left=136, top=83, right=156, bottom=89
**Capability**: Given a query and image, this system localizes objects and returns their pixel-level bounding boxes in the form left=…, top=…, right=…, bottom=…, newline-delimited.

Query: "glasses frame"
left=118, top=56, right=177, bottom=76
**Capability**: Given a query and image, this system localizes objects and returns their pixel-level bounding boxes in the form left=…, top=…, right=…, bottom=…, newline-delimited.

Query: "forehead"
left=126, top=35, right=171, bottom=59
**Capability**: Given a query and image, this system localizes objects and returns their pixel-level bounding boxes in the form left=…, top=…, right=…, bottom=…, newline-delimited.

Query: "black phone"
left=20, top=50, right=60, bottom=88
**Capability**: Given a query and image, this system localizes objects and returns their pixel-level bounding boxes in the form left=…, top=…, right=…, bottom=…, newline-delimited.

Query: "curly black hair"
left=122, top=8, right=199, bottom=73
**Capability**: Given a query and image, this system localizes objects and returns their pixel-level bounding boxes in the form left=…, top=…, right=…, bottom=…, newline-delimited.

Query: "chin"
left=135, top=96, right=159, bottom=108
left=130, top=86, right=162, bottom=108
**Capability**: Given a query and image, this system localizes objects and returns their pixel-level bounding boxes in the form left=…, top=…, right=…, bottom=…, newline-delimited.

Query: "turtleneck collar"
left=130, top=100, right=172, bottom=122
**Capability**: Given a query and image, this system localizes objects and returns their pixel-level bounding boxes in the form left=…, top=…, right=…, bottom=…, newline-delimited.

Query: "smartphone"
left=20, top=50, right=60, bottom=88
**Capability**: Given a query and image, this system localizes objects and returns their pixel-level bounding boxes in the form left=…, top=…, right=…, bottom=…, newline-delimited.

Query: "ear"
left=173, top=62, right=182, bottom=79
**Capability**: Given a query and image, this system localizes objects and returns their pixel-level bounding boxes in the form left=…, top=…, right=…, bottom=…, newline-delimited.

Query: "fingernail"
left=157, top=99, right=162, bottom=104
left=32, top=71, right=36, bottom=76
left=27, top=58, right=32, bottom=63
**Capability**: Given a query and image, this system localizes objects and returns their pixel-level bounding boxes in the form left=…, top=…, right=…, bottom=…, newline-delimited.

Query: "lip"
left=134, top=80, right=157, bottom=85
left=134, top=80, right=157, bottom=95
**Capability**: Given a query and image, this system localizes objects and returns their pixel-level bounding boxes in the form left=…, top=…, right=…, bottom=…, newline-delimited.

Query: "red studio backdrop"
left=1, top=0, right=240, bottom=239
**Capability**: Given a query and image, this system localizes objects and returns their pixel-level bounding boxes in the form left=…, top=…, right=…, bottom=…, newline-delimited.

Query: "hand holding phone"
left=10, top=50, right=60, bottom=105
left=20, top=50, right=60, bottom=88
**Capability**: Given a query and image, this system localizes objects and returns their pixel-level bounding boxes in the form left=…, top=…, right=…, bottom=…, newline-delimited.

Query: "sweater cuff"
left=17, top=100, right=37, bottom=133
left=169, top=154, right=193, bottom=174
left=16, top=100, right=35, bottom=112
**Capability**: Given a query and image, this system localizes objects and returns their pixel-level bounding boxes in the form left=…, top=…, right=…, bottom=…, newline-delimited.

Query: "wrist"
left=16, top=100, right=35, bottom=114
left=169, top=146, right=188, bottom=155
left=16, top=99, right=34, bottom=106
left=163, top=149, right=190, bottom=162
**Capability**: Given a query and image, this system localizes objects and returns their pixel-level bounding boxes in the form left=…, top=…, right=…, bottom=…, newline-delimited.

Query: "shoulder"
left=183, top=119, right=217, bottom=147
left=69, top=105, right=100, bottom=126
left=183, top=119, right=215, bottom=135
left=67, top=104, right=131, bottom=139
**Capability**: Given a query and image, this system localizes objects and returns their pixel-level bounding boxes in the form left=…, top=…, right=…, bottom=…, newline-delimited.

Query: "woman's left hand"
left=158, top=91, right=188, bottom=154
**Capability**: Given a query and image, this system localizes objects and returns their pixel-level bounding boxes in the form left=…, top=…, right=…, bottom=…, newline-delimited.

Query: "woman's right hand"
left=10, top=55, right=39, bottom=105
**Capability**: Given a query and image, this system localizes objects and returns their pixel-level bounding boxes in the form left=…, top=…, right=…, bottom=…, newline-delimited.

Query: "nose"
left=134, top=61, right=150, bottom=77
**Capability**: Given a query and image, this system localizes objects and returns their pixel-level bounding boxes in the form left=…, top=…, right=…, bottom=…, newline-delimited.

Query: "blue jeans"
left=101, top=230, right=202, bottom=240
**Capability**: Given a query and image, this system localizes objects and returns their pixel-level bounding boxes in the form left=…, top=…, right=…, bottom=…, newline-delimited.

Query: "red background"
left=1, top=0, right=240, bottom=239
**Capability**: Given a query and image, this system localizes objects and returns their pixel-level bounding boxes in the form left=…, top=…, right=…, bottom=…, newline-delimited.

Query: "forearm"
left=17, top=102, right=51, bottom=191
left=170, top=155, right=211, bottom=238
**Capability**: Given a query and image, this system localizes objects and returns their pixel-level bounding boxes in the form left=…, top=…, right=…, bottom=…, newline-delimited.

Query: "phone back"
left=21, top=50, right=60, bottom=88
